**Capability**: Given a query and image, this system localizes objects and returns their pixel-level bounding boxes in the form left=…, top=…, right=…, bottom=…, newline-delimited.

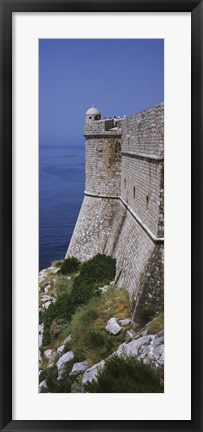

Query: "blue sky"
left=39, top=39, right=164, bottom=147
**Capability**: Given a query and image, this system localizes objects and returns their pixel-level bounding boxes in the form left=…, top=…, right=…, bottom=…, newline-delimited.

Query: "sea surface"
left=39, top=145, right=85, bottom=270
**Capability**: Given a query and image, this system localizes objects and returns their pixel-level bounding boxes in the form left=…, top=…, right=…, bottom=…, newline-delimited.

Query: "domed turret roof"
left=86, top=106, right=101, bottom=115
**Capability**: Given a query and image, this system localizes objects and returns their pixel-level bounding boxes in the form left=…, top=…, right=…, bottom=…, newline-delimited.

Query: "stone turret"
left=84, top=108, right=122, bottom=198
left=85, top=106, right=101, bottom=123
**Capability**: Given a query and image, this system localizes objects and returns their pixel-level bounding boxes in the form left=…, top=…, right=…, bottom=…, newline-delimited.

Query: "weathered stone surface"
left=44, top=349, right=57, bottom=363
left=39, top=380, right=48, bottom=391
left=44, top=284, right=51, bottom=293
left=99, top=285, right=109, bottom=294
left=39, top=269, right=47, bottom=284
left=82, top=360, right=105, bottom=385
left=117, top=335, right=154, bottom=357
left=119, top=318, right=132, bottom=326
left=57, top=344, right=65, bottom=355
left=56, top=351, right=74, bottom=380
left=126, top=330, right=136, bottom=339
left=69, top=360, right=89, bottom=377
left=39, top=324, right=44, bottom=347
left=153, top=336, right=164, bottom=349
left=106, top=317, right=121, bottom=335
left=41, top=295, right=53, bottom=302
left=44, top=301, right=53, bottom=309
left=116, top=331, right=164, bottom=370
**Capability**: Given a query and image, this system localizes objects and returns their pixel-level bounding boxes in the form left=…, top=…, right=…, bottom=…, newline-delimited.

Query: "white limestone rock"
left=44, top=349, right=57, bottom=363
left=39, top=324, right=44, bottom=347
left=57, top=344, right=65, bottom=355
left=98, top=285, right=109, bottom=294
left=116, top=335, right=154, bottom=357
left=39, top=380, right=48, bottom=391
left=39, top=269, right=47, bottom=284
left=82, top=360, right=105, bottom=385
left=153, top=336, right=164, bottom=349
left=56, top=351, right=74, bottom=380
left=44, top=301, right=52, bottom=309
left=119, top=318, right=132, bottom=326
left=44, top=284, right=51, bottom=293
left=116, top=331, right=164, bottom=370
left=43, top=298, right=55, bottom=309
left=105, top=317, right=121, bottom=335
left=69, top=360, right=89, bottom=377
left=126, top=330, right=135, bottom=339
left=41, top=294, right=53, bottom=302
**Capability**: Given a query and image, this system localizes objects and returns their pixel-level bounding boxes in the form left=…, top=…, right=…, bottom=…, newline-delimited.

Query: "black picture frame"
left=0, top=1, right=202, bottom=431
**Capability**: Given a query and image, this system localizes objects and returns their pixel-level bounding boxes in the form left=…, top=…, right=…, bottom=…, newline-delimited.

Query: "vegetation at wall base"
left=71, top=254, right=116, bottom=306
left=40, top=254, right=117, bottom=346
left=70, top=287, right=130, bottom=364
left=60, top=257, right=80, bottom=275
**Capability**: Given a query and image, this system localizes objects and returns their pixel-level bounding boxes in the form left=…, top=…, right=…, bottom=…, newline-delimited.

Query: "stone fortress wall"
left=66, top=103, right=164, bottom=318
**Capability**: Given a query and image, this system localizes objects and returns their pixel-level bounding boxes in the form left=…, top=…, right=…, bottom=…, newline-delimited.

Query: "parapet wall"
left=66, top=103, right=164, bottom=318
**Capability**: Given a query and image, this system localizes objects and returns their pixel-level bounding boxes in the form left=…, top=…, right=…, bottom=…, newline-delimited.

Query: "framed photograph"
left=0, top=1, right=202, bottom=431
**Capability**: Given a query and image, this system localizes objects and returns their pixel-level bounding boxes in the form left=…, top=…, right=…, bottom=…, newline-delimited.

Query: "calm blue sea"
left=39, top=145, right=85, bottom=270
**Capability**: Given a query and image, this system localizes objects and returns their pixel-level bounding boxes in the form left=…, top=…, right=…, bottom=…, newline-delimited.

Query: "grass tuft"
left=147, top=313, right=164, bottom=334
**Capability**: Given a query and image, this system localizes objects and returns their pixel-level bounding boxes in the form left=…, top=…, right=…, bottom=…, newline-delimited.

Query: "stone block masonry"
left=66, top=103, right=164, bottom=318
left=67, top=196, right=120, bottom=262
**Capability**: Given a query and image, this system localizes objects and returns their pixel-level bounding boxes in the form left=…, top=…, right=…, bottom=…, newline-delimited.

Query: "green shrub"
left=44, top=364, right=72, bottom=393
left=42, top=292, right=75, bottom=345
left=136, top=305, right=155, bottom=327
left=71, top=254, right=116, bottom=306
left=85, top=355, right=164, bottom=393
left=60, top=257, right=80, bottom=275
left=87, top=330, right=108, bottom=348
left=78, top=254, right=116, bottom=285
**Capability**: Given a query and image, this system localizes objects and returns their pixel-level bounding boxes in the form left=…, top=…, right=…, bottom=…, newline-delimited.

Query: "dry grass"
left=147, top=313, right=164, bottom=334
left=70, top=286, right=131, bottom=365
